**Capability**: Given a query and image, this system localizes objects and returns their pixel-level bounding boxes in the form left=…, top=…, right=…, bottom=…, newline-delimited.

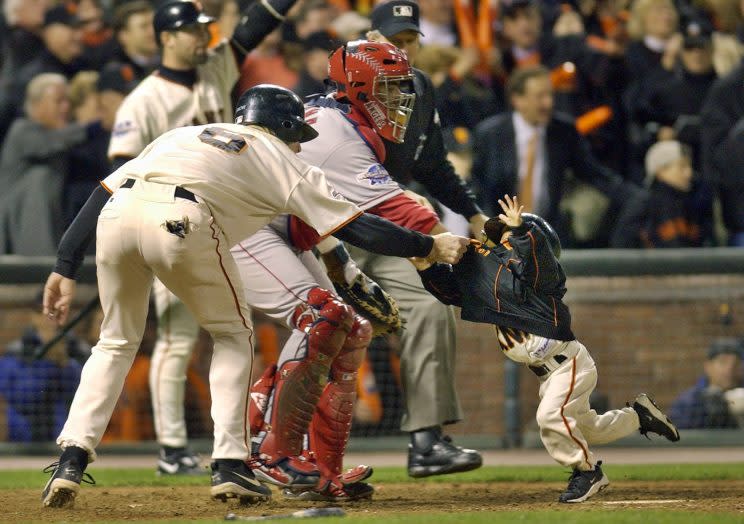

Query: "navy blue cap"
left=370, top=0, right=423, bottom=38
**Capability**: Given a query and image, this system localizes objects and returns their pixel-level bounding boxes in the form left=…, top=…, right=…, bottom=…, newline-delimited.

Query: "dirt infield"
left=4, top=480, right=743, bottom=523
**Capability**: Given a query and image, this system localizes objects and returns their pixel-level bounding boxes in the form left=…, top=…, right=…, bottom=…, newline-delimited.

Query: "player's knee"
left=332, top=316, right=371, bottom=375
left=292, top=287, right=353, bottom=331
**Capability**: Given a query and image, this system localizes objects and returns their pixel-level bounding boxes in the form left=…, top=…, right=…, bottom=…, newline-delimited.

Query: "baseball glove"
left=321, top=246, right=403, bottom=337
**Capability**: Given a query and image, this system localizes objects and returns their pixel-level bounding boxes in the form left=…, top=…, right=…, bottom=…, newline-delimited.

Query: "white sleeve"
left=286, top=165, right=363, bottom=237
left=107, top=91, right=157, bottom=160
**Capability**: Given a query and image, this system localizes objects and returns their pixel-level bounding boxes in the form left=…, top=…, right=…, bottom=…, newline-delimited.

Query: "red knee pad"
left=292, top=287, right=334, bottom=332
left=333, top=315, right=372, bottom=376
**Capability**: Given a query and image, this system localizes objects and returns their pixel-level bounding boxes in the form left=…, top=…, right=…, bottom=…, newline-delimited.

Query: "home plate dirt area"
left=2, top=480, right=742, bottom=522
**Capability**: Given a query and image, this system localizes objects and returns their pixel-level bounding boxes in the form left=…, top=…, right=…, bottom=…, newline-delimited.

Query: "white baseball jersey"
left=298, top=99, right=403, bottom=210
left=103, top=124, right=362, bottom=247
left=108, top=42, right=239, bottom=160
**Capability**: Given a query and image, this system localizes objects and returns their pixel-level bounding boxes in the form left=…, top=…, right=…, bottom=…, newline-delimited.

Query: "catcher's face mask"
left=328, top=40, right=416, bottom=143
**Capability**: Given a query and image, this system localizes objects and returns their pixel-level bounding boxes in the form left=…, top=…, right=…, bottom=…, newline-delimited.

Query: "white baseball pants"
left=57, top=180, right=255, bottom=461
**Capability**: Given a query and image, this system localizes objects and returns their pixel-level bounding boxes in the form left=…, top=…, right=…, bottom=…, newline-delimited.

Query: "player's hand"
left=427, top=233, right=469, bottom=264
left=43, top=272, right=76, bottom=326
left=497, top=195, right=523, bottom=228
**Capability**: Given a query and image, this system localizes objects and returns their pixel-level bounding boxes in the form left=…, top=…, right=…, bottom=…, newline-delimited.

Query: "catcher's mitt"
left=322, top=247, right=403, bottom=336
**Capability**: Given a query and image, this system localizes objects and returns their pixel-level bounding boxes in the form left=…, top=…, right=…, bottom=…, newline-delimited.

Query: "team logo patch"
left=112, top=120, right=137, bottom=137
left=393, top=5, right=413, bottom=16
left=358, top=164, right=392, bottom=186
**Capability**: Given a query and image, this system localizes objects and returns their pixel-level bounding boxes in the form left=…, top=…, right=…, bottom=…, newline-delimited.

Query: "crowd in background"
left=1, top=0, right=744, bottom=253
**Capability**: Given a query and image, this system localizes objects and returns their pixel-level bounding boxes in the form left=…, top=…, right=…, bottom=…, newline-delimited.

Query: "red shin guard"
left=258, top=289, right=354, bottom=462
left=309, top=316, right=372, bottom=479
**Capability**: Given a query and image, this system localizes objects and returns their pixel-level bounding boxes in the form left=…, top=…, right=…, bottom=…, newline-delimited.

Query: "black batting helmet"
left=234, top=84, right=319, bottom=144
left=483, top=213, right=561, bottom=258
left=153, top=1, right=214, bottom=45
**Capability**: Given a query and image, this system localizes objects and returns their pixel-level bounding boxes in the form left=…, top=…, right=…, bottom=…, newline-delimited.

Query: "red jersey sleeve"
left=366, top=193, right=440, bottom=234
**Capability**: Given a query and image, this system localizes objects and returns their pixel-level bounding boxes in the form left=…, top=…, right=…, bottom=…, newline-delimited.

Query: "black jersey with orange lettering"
left=419, top=222, right=575, bottom=341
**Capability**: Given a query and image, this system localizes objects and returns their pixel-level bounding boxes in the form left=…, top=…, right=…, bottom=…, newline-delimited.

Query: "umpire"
left=361, top=0, right=488, bottom=477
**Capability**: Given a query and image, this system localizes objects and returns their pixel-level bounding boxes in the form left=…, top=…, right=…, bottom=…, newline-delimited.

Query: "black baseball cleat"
left=631, top=393, right=680, bottom=442
left=559, top=461, right=610, bottom=503
left=157, top=446, right=206, bottom=476
left=42, top=446, right=95, bottom=508
left=407, top=427, right=483, bottom=478
left=210, top=459, right=272, bottom=504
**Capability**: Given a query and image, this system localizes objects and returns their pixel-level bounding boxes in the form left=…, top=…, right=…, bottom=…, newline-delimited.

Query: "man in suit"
left=471, top=65, right=634, bottom=245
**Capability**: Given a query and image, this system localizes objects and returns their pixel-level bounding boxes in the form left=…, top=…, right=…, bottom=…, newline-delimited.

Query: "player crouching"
left=412, top=195, right=680, bottom=503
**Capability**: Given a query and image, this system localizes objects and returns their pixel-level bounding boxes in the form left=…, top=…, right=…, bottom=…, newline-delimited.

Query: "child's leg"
left=535, top=343, right=599, bottom=471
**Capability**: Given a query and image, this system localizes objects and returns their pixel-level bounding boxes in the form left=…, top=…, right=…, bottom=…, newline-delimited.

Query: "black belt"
left=529, top=354, right=568, bottom=377
left=121, top=178, right=197, bottom=203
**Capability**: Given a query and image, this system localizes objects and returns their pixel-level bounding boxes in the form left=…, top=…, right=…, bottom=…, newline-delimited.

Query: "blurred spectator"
left=330, top=10, right=371, bottom=41
left=418, top=0, right=457, bottom=46
left=0, top=296, right=88, bottom=442
left=0, top=3, right=86, bottom=144
left=292, top=0, right=336, bottom=40
left=65, top=63, right=136, bottom=225
left=0, top=0, right=50, bottom=83
left=499, top=0, right=623, bottom=119
left=108, top=0, right=158, bottom=82
left=624, top=0, right=681, bottom=168
left=77, top=0, right=115, bottom=70
left=669, top=338, right=744, bottom=429
left=471, top=66, right=635, bottom=247
left=700, top=52, right=744, bottom=246
left=709, top=117, right=744, bottom=246
left=636, top=20, right=717, bottom=171
left=293, top=30, right=339, bottom=99
left=237, top=27, right=298, bottom=92
left=0, top=73, right=101, bottom=255
left=282, top=0, right=336, bottom=73
left=610, top=140, right=710, bottom=247
left=415, top=44, right=503, bottom=129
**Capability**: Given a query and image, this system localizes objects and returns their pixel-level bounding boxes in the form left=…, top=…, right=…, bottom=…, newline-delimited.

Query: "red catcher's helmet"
left=328, top=40, right=416, bottom=143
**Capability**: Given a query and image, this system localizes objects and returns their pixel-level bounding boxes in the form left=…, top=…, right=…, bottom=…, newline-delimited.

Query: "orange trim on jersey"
left=493, top=264, right=504, bottom=311
left=318, top=210, right=364, bottom=240
left=527, top=231, right=539, bottom=289
left=560, top=357, right=590, bottom=466
left=100, top=181, right=113, bottom=193
left=209, top=221, right=254, bottom=450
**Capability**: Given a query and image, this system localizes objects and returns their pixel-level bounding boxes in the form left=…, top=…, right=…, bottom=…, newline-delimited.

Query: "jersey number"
left=198, top=127, right=247, bottom=153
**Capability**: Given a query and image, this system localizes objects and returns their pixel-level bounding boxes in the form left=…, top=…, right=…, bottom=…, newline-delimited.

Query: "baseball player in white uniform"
left=236, top=41, right=456, bottom=501
left=41, top=84, right=469, bottom=509
left=107, top=0, right=303, bottom=475
left=414, top=195, right=681, bottom=503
